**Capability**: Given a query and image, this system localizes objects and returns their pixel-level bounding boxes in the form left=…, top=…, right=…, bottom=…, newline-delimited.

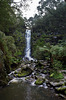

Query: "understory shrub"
left=33, top=41, right=66, bottom=70
left=52, top=60, right=62, bottom=70
left=0, top=31, right=19, bottom=73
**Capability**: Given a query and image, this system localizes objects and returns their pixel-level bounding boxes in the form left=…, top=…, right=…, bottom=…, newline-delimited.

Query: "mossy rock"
left=35, top=78, right=45, bottom=85
left=57, top=86, right=66, bottom=91
left=50, top=81, right=64, bottom=87
left=56, top=86, right=66, bottom=95
left=36, top=61, right=44, bottom=69
left=42, top=70, right=47, bottom=74
left=17, top=71, right=31, bottom=77
left=17, top=67, right=33, bottom=77
left=64, top=90, right=66, bottom=95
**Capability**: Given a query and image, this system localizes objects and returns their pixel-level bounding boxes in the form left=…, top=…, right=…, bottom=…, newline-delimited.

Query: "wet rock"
left=39, top=60, right=48, bottom=66
left=42, top=70, right=47, bottom=74
left=16, top=66, right=33, bottom=77
left=55, top=86, right=66, bottom=99
left=35, top=77, right=45, bottom=85
left=49, top=81, right=64, bottom=87
left=55, top=86, right=66, bottom=92
left=59, top=94, right=66, bottom=99
left=43, top=83, right=48, bottom=89
left=25, top=76, right=36, bottom=84
left=45, top=79, right=49, bottom=84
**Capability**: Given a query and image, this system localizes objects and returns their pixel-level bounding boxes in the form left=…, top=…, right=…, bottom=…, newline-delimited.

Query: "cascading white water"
left=24, top=29, right=33, bottom=61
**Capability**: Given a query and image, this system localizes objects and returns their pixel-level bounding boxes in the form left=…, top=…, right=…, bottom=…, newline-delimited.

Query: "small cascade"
left=24, top=29, right=33, bottom=61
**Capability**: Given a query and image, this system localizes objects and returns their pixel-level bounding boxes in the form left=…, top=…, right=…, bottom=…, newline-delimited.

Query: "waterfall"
left=24, top=29, right=33, bottom=61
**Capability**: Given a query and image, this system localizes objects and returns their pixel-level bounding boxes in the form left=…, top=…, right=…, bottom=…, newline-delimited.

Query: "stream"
left=0, top=81, right=63, bottom=100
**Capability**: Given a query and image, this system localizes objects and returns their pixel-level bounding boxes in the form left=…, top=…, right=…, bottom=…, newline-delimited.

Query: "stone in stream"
left=49, top=81, right=65, bottom=87
left=35, top=75, right=46, bottom=85
left=14, top=65, right=33, bottom=77
left=35, top=78, right=45, bottom=85
left=55, top=86, right=66, bottom=99
left=55, top=86, right=66, bottom=92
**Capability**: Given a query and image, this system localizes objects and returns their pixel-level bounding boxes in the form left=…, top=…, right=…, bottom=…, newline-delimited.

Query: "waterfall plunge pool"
left=0, top=82, right=63, bottom=100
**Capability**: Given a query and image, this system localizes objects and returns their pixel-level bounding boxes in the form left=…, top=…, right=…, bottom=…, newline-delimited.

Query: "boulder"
left=15, top=66, right=33, bottom=77
left=35, top=77, right=45, bottom=85
left=56, top=86, right=66, bottom=92
left=49, top=81, right=64, bottom=87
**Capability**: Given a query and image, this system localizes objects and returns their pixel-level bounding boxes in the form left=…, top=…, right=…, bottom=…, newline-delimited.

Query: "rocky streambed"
left=8, top=60, right=66, bottom=99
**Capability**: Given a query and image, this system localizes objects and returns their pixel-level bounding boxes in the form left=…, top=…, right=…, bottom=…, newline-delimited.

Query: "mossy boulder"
left=17, top=67, right=33, bottom=77
left=56, top=86, right=66, bottom=95
left=50, top=81, right=64, bottom=87
left=35, top=78, right=45, bottom=85
left=56, top=86, right=66, bottom=91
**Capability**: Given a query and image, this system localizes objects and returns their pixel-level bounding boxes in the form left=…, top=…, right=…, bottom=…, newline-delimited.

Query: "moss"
left=35, top=78, right=45, bottom=85
left=43, top=70, right=47, bottom=74
left=17, top=71, right=30, bottom=77
left=64, top=90, right=66, bottom=94
left=50, top=73, right=54, bottom=77
left=14, top=71, right=18, bottom=74
left=50, top=72, right=64, bottom=79
left=57, top=86, right=66, bottom=95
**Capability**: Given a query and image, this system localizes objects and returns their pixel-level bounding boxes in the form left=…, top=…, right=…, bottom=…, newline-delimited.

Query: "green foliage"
left=13, top=30, right=25, bottom=57
left=33, top=39, right=66, bottom=70
left=0, top=31, right=20, bottom=73
left=51, top=45, right=66, bottom=58
left=4, top=36, right=16, bottom=55
left=33, top=46, right=44, bottom=59
left=0, top=0, right=26, bottom=35
left=50, top=72, right=64, bottom=79
left=32, top=2, right=66, bottom=35
left=33, top=43, right=51, bottom=60
left=0, top=0, right=26, bottom=86
left=16, top=16, right=26, bottom=33
left=0, top=0, right=17, bottom=33
left=52, top=60, right=62, bottom=70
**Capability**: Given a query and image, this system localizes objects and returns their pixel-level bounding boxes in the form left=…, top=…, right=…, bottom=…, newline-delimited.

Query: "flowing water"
left=0, top=82, right=63, bottom=100
left=24, top=29, right=33, bottom=61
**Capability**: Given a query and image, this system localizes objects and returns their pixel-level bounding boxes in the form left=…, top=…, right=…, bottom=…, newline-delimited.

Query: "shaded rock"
left=55, top=86, right=66, bottom=97
left=16, top=66, right=33, bottom=77
left=38, top=60, right=48, bottom=66
left=35, top=77, right=45, bottom=85
left=55, top=86, right=66, bottom=92
left=49, top=81, right=64, bottom=87
left=59, top=94, right=66, bottom=99
left=42, top=70, right=47, bottom=74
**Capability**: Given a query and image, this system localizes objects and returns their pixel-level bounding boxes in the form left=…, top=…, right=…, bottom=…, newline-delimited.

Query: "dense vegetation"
left=30, top=0, right=66, bottom=79
left=0, top=0, right=26, bottom=86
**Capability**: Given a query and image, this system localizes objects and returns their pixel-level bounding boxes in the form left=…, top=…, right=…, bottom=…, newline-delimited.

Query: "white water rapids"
left=24, top=29, right=33, bottom=61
